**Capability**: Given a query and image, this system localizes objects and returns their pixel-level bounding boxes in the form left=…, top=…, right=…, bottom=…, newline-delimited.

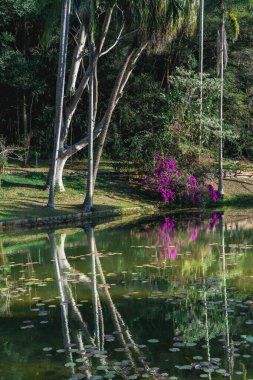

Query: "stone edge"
left=0, top=205, right=157, bottom=231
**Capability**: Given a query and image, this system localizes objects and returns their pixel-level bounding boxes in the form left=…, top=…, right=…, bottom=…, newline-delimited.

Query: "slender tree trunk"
left=16, top=93, right=20, bottom=143
left=86, top=225, right=101, bottom=349
left=90, top=46, right=146, bottom=193
left=22, top=93, right=28, bottom=137
left=47, top=0, right=71, bottom=209
left=29, top=95, right=34, bottom=134
left=199, top=0, right=204, bottom=157
left=218, top=13, right=225, bottom=196
left=84, top=42, right=95, bottom=212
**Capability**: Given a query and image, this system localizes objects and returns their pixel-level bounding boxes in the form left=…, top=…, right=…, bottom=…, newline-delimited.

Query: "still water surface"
left=1, top=212, right=253, bottom=380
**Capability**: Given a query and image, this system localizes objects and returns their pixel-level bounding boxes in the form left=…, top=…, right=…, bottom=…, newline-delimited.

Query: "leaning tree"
left=48, top=0, right=199, bottom=210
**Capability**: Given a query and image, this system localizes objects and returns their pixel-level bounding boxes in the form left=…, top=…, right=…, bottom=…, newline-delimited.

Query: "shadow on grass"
left=63, top=172, right=155, bottom=204
left=2, top=172, right=46, bottom=190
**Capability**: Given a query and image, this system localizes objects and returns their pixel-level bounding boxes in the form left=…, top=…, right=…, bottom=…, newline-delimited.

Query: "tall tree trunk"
left=84, top=42, right=95, bottom=212
left=89, top=46, right=146, bottom=198
left=218, top=12, right=225, bottom=196
left=199, top=0, right=204, bottom=157
left=16, top=93, right=20, bottom=143
left=22, top=93, right=28, bottom=137
left=47, top=0, right=72, bottom=209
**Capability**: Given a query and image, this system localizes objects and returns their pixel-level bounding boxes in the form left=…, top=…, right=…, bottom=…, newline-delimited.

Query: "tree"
left=199, top=0, right=205, bottom=155
left=211, top=0, right=253, bottom=195
left=47, top=0, right=200, bottom=211
left=47, top=0, right=72, bottom=208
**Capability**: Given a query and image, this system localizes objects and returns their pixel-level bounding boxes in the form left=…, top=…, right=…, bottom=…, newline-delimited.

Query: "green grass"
left=219, top=194, right=253, bottom=209
left=1, top=160, right=253, bottom=222
left=0, top=163, right=154, bottom=221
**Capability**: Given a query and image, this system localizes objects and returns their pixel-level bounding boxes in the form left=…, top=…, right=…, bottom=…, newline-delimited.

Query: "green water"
left=1, top=211, right=253, bottom=380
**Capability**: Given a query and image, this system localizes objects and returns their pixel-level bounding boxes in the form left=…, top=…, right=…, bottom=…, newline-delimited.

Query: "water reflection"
left=48, top=226, right=163, bottom=379
left=1, top=212, right=253, bottom=379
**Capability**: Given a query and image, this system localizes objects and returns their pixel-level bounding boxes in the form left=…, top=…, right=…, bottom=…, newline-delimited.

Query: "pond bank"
left=1, top=164, right=253, bottom=229
left=0, top=205, right=158, bottom=231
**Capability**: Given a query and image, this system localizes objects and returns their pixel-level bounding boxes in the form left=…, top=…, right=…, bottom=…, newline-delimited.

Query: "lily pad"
left=65, top=362, right=76, bottom=368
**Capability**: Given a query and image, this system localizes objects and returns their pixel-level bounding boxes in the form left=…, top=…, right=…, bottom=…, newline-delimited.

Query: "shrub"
left=144, top=153, right=220, bottom=206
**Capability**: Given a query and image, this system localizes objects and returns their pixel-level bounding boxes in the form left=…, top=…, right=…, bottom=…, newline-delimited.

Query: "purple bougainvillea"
left=144, top=154, right=220, bottom=205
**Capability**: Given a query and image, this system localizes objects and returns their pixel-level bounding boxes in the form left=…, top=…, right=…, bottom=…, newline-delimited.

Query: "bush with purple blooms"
left=144, top=153, right=220, bottom=205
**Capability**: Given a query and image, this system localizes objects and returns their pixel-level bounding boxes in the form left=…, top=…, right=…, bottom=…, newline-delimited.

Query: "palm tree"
left=47, top=0, right=72, bottom=208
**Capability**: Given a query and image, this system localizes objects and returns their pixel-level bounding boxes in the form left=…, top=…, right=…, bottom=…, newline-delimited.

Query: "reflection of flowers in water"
left=210, top=212, right=222, bottom=231
left=189, top=226, right=200, bottom=241
left=155, top=213, right=222, bottom=261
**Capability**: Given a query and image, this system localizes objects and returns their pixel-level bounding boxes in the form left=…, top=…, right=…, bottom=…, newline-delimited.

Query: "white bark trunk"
left=55, top=156, right=67, bottom=192
left=48, top=0, right=71, bottom=208
left=84, top=42, right=95, bottom=212
left=218, top=13, right=225, bottom=196
left=199, top=0, right=204, bottom=155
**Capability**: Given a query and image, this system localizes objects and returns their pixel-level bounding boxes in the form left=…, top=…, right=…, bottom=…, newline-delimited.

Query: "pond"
left=1, top=211, right=253, bottom=380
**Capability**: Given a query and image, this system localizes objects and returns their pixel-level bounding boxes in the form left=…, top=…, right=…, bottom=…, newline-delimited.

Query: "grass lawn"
left=1, top=160, right=253, bottom=222
left=0, top=161, right=154, bottom=221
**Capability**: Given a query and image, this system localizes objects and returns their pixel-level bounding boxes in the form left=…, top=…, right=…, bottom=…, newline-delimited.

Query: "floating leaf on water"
left=200, top=375, right=209, bottom=378
left=185, top=342, right=197, bottom=347
left=57, top=349, right=65, bottom=353
left=96, top=365, right=108, bottom=371
left=204, top=368, right=214, bottom=374
left=179, top=365, right=192, bottom=370
left=169, top=348, right=180, bottom=352
left=147, top=339, right=159, bottom=344
left=242, top=354, right=251, bottom=358
left=104, top=373, right=116, bottom=379
left=21, top=325, right=34, bottom=329
left=128, top=375, right=138, bottom=380
left=75, top=358, right=85, bottom=363
left=235, top=372, right=243, bottom=375
left=216, top=369, right=226, bottom=374
left=193, top=356, right=203, bottom=361
left=43, top=347, right=52, bottom=352
left=65, top=362, right=76, bottom=368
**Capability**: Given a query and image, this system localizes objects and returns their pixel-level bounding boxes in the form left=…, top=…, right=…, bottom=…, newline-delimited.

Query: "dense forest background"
left=0, top=0, right=253, bottom=167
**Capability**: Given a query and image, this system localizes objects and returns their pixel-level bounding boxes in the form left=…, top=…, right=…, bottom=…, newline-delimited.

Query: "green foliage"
left=106, top=68, right=220, bottom=170
left=0, top=0, right=253, bottom=167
